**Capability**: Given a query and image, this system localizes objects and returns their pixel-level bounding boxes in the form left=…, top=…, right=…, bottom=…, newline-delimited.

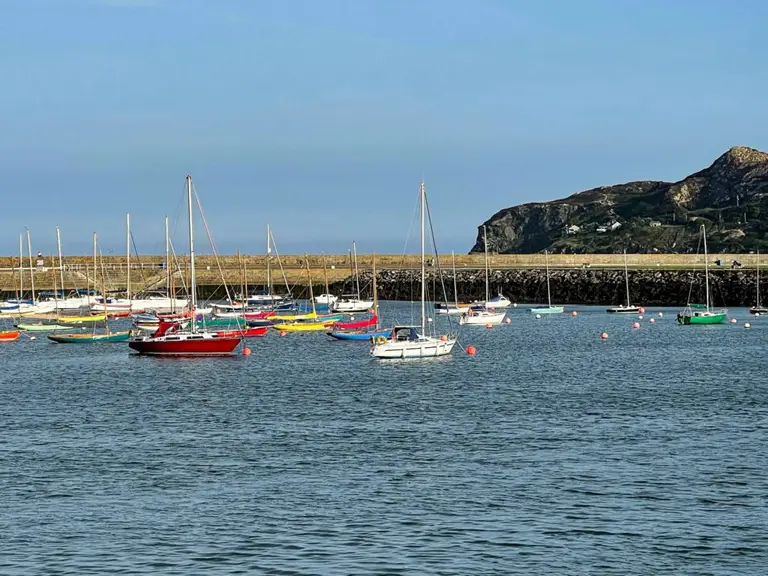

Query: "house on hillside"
left=649, top=221, right=661, bottom=228
left=565, top=224, right=581, bottom=235
left=596, top=226, right=608, bottom=233
left=609, top=221, right=621, bottom=231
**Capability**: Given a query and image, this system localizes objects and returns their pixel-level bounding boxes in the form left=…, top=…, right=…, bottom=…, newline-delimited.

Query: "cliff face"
left=473, top=146, right=768, bottom=254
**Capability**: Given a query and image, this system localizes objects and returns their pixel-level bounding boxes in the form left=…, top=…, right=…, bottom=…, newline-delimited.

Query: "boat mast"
left=165, top=216, right=172, bottom=312
left=372, top=250, right=378, bottom=325
left=266, top=224, right=272, bottom=296
left=96, top=233, right=110, bottom=334
left=545, top=250, right=552, bottom=308
left=56, top=227, right=65, bottom=300
left=452, top=250, right=458, bottom=308
left=26, top=228, right=36, bottom=305
left=186, top=175, right=198, bottom=332
left=352, top=241, right=361, bottom=300
left=305, top=255, right=316, bottom=315
left=420, top=181, right=426, bottom=334
left=92, top=232, right=97, bottom=308
left=757, top=250, right=761, bottom=308
left=623, top=249, right=631, bottom=307
left=702, top=225, right=711, bottom=312
left=126, top=213, right=131, bottom=302
left=18, top=234, right=23, bottom=302
left=483, top=225, right=490, bottom=303
left=323, top=253, right=330, bottom=300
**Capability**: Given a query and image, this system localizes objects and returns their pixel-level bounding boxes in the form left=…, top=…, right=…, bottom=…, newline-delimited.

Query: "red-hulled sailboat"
left=128, top=175, right=242, bottom=357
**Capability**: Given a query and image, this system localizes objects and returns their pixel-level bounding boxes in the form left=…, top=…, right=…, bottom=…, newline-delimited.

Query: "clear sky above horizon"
left=1, top=0, right=766, bottom=256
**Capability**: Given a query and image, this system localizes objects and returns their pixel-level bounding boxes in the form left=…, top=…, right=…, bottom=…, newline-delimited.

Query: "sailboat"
left=530, top=250, right=564, bottom=314
left=16, top=267, right=72, bottom=331
left=328, top=251, right=393, bottom=340
left=606, top=249, right=642, bottom=313
left=749, top=250, right=768, bottom=315
left=460, top=226, right=507, bottom=326
left=245, top=225, right=290, bottom=307
left=371, top=181, right=456, bottom=359
left=271, top=257, right=343, bottom=332
left=48, top=233, right=131, bottom=343
left=435, top=251, right=471, bottom=315
left=128, top=175, right=243, bottom=355
left=331, top=242, right=374, bottom=313
left=677, top=225, right=728, bottom=325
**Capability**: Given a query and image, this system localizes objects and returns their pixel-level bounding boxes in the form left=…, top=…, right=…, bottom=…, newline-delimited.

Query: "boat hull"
left=327, top=328, right=393, bottom=341
left=48, top=331, right=131, bottom=343
left=606, top=306, right=641, bottom=314
left=0, top=330, right=20, bottom=341
left=371, top=337, right=455, bottom=359
left=530, top=306, right=565, bottom=314
left=749, top=306, right=768, bottom=315
left=459, top=310, right=507, bottom=325
left=677, top=312, right=728, bottom=325
left=16, top=323, right=71, bottom=332
left=128, top=333, right=242, bottom=355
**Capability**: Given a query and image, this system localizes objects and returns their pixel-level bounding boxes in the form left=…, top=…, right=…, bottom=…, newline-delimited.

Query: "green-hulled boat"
left=677, top=225, right=727, bottom=325
left=16, top=323, right=72, bottom=332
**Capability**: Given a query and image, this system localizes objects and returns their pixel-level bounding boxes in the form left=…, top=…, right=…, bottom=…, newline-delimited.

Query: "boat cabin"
left=392, top=326, right=421, bottom=341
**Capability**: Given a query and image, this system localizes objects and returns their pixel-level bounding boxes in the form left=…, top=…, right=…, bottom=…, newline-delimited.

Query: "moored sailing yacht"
left=749, top=250, right=768, bottom=315
left=530, top=250, right=565, bottom=315
left=128, top=176, right=243, bottom=356
left=606, top=249, right=642, bottom=314
left=460, top=226, right=506, bottom=326
left=677, top=225, right=727, bottom=325
left=371, top=181, right=456, bottom=359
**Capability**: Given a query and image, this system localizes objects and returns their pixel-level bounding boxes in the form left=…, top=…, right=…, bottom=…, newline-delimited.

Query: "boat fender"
left=375, top=336, right=387, bottom=344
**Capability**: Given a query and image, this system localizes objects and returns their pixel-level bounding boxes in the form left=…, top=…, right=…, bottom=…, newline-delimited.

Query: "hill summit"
left=471, top=146, right=768, bottom=254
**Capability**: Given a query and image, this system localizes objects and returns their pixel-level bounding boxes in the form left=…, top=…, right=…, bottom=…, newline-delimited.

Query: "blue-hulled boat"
left=328, top=327, right=392, bottom=341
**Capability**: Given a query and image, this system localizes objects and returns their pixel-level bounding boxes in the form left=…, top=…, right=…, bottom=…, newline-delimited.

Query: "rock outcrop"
left=473, top=146, right=768, bottom=254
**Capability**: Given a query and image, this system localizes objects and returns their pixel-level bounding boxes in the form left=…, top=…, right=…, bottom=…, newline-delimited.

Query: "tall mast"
left=92, top=232, right=97, bottom=305
left=56, top=227, right=65, bottom=299
left=97, top=233, right=110, bottom=334
left=702, top=225, right=710, bottom=312
left=483, top=225, right=489, bottom=303
left=165, top=216, right=172, bottom=312
left=352, top=241, right=361, bottom=300
left=545, top=250, right=552, bottom=307
left=624, top=249, right=630, bottom=307
left=266, top=224, right=272, bottom=296
left=323, top=253, right=330, bottom=300
left=18, top=234, right=23, bottom=301
left=372, top=250, right=378, bottom=326
left=757, top=250, right=761, bottom=308
left=126, top=213, right=131, bottom=301
left=452, top=250, right=459, bottom=308
left=26, top=228, right=36, bottom=304
left=305, top=255, right=316, bottom=315
left=186, top=175, right=198, bottom=331
left=420, top=181, right=426, bottom=334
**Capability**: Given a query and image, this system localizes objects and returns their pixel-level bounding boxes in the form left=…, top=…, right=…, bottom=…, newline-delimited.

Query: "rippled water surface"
left=2, top=303, right=767, bottom=574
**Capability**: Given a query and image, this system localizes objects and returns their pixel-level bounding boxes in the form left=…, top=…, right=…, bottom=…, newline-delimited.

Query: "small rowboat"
left=0, top=330, right=20, bottom=342
left=47, top=331, right=131, bottom=343
left=16, top=323, right=71, bottom=332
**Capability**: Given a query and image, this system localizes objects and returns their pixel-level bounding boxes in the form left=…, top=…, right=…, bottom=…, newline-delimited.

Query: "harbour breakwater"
left=358, top=269, right=762, bottom=307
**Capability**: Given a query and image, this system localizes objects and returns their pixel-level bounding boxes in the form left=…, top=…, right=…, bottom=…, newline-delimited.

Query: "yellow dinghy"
left=58, top=313, right=107, bottom=323
left=271, top=319, right=340, bottom=332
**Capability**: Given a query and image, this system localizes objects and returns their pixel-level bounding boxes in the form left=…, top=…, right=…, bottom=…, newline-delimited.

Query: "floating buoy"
left=466, top=345, right=477, bottom=356
left=632, top=322, right=640, bottom=329
left=649, top=318, right=656, bottom=324
left=535, top=314, right=541, bottom=319
left=440, top=334, right=448, bottom=341
left=279, top=330, right=287, bottom=336
left=730, top=318, right=737, bottom=324
left=638, top=315, right=644, bottom=320
left=513, top=303, right=518, bottom=308
left=427, top=317, right=433, bottom=323
left=242, top=347, right=252, bottom=356
left=745, top=322, right=752, bottom=329
left=368, top=308, right=374, bottom=314
left=30, top=336, right=36, bottom=341
left=756, top=313, right=761, bottom=317
left=658, top=312, right=663, bottom=317
left=571, top=311, right=578, bottom=317
left=639, top=307, right=646, bottom=314
left=504, top=317, right=511, bottom=324
left=600, top=332, right=608, bottom=340
left=350, top=316, right=355, bottom=321
left=485, top=323, right=493, bottom=329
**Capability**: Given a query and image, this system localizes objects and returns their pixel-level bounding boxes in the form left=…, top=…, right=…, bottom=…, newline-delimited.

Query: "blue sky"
left=1, top=0, right=765, bottom=256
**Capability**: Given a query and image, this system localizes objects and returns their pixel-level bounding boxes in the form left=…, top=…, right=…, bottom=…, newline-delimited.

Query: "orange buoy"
left=504, top=317, right=511, bottom=324
left=632, top=322, right=640, bottom=329
left=571, top=311, right=578, bottom=317
left=639, top=307, right=646, bottom=314
left=466, top=345, right=477, bottom=356
left=485, top=323, right=493, bottom=329
left=242, top=347, right=252, bottom=356
left=600, top=332, right=608, bottom=340
left=440, top=334, right=448, bottom=341
left=279, top=330, right=287, bottom=336
left=649, top=318, right=656, bottom=324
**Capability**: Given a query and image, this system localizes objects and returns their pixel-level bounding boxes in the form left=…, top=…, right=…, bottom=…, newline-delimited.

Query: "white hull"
left=246, top=294, right=285, bottom=306
left=459, top=309, right=507, bottom=325
left=314, top=294, right=338, bottom=305
left=91, top=297, right=189, bottom=313
left=435, top=304, right=470, bottom=315
left=606, top=305, right=641, bottom=314
left=332, top=299, right=374, bottom=313
left=371, top=336, right=456, bottom=359
left=484, top=294, right=511, bottom=309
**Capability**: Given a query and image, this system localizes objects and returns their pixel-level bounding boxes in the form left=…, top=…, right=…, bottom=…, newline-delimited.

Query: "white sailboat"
left=750, top=250, right=768, bottom=315
left=245, top=224, right=290, bottom=307
left=606, top=249, right=641, bottom=314
left=435, top=251, right=470, bottom=315
left=331, top=241, right=374, bottom=313
left=371, top=181, right=456, bottom=359
left=530, top=250, right=564, bottom=314
left=460, top=226, right=507, bottom=326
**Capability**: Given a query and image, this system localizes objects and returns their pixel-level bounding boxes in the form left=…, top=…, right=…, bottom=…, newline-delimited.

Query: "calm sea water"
left=2, top=302, right=767, bottom=575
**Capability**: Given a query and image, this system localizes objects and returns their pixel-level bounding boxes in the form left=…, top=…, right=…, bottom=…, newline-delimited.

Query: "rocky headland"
left=472, top=146, right=768, bottom=255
